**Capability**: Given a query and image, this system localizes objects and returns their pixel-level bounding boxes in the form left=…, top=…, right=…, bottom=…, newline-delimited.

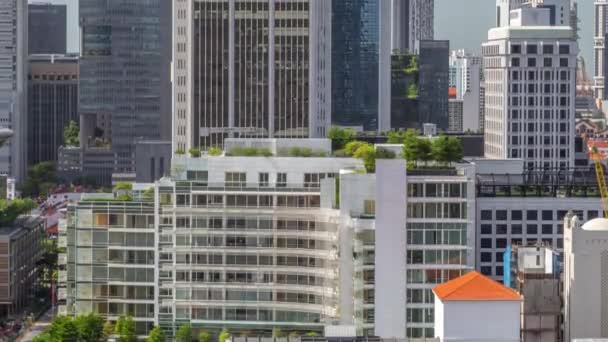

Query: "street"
left=18, top=308, right=54, bottom=342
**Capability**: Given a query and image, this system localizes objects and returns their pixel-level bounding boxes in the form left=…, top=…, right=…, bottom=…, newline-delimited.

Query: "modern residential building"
left=595, top=0, right=608, bottom=99
left=483, top=3, right=578, bottom=169
left=389, top=53, right=419, bottom=130
left=0, top=0, right=27, bottom=179
left=433, top=271, right=521, bottom=342
left=27, top=54, right=78, bottom=166
left=504, top=245, right=561, bottom=342
left=28, top=3, right=66, bottom=54
left=564, top=215, right=608, bottom=341
left=77, top=0, right=172, bottom=185
left=60, top=139, right=476, bottom=339
left=418, top=40, right=449, bottom=130
left=173, top=0, right=332, bottom=151
left=0, top=216, right=45, bottom=316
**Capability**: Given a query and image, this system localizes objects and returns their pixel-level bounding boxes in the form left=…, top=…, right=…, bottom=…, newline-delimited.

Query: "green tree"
left=102, top=321, right=115, bottom=340
left=387, top=130, right=407, bottom=144
left=431, top=135, right=462, bottom=166
left=59, top=319, right=80, bottom=342
left=175, top=323, right=192, bottom=342
left=402, top=130, right=431, bottom=167
left=218, top=329, right=231, bottom=342
left=198, top=330, right=211, bottom=342
left=189, top=148, right=201, bottom=157
left=0, top=198, right=36, bottom=226
left=328, top=127, right=356, bottom=151
left=353, top=143, right=376, bottom=173
left=208, top=147, right=223, bottom=156
left=147, top=326, right=166, bottom=342
left=344, top=140, right=368, bottom=157
left=75, top=313, right=104, bottom=342
left=272, top=328, right=286, bottom=338
left=64, top=120, right=79, bottom=147
left=115, top=315, right=136, bottom=342
left=19, top=161, right=57, bottom=197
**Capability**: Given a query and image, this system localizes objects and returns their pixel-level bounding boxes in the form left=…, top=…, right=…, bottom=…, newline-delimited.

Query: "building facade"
left=0, top=216, right=44, bottom=316
left=483, top=4, right=578, bottom=169
left=331, top=0, right=380, bottom=131
left=173, top=0, right=332, bottom=151
left=78, top=0, right=172, bottom=183
left=596, top=0, right=608, bottom=99
left=0, top=0, right=27, bottom=179
left=28, top=3, right=66, bottom=54
left=564, top=215, right=608, bottom=341
left=418, top=40, right=449, bottom=130
left=27, top=54, right=78, bottom=165
left=448, top=99, right=464, bottom=133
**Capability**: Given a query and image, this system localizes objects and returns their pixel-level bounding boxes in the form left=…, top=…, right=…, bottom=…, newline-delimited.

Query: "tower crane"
left=590, top=145, right=608, bottom=218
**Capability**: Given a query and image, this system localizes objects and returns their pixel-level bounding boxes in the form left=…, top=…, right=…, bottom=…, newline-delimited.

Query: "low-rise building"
left=433, top=271, right=522, bottom=342
left=0, top=216, right=45, bottom=316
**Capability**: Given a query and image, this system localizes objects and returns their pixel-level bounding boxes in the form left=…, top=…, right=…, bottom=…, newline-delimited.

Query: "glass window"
left=259, top=173, right=269, bottom=187
left=426, top=184, right=439, bottom=197
left=481, top=210, right=492, bottom=221
left=526, top=44, right=538, bottom=54
left=481, top=224, right=492, bottom=235
left=481, top=239, right=492, bottom=248
left=511, top=224, right=523, bottom=235
left=527, top=224, right=538, bottom=235
left=511, top=210, right=522, bottom=221
left=276, top=173, right=287, bottom=187
left=542, top=224, right=553, bottom=235
left=542, top=210, right=553, bottom=221
left=527, top=210, right=538, bottom=220
left=496, top=210, right=507, bottom=221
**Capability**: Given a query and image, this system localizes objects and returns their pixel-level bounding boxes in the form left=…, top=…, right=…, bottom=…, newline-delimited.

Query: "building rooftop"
left=433, top=271, right=521, bottom=302
left=582, top=218, right=608, bottom=231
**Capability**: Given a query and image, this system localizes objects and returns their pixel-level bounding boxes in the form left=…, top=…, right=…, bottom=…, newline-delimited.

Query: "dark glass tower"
left=28, top=3, right=66, bottom=54
left=79, top=0, right=171, bottom=177
left=331, top=0, right=380, bottom=131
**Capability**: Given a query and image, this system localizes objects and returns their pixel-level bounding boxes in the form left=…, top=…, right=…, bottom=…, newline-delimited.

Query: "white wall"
left=436, top=298, right=521, bottom=341
left=374, top=160, right=407, bottom=338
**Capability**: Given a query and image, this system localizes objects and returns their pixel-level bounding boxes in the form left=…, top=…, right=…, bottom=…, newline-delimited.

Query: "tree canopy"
left=146, top=326, right=166, bottom=342
left=64, top=120, right=79, bottom=147
left=328, top=127, right=356, bottom=151
left=175, top=323, right=192, bottom=342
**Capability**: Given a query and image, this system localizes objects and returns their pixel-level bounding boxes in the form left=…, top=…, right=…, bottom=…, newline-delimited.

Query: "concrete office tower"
left=596, top=0, right=608, bottom=99
left=564, top=215, right=608, bottom=341
left=483, top=4, right=578, bottom=169
left=419, top=40, right=449, bottom=130
left=0, top=0, right=27, bottom=180
left=332, top=0, right=380, bottom=131
left=27, top=54, right=78, bottom=165
left=78, top=0, right=172, bottom=184
left=28, top=3, right=66, bottom=54
left=497, top=0, right=571, bottom=28
left=173, top=0, right=332, bottom=151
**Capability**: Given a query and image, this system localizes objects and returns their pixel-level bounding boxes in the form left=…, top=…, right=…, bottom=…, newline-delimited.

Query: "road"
left=19, top=308, right=54, bottom=342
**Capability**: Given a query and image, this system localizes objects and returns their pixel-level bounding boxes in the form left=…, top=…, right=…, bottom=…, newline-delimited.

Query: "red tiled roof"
left=433, top=271, right=521, bottom=301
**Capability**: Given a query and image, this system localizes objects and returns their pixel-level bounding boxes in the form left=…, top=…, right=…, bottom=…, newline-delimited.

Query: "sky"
left=40, top=0, right=595, bottom=77
left=436, top=0, right=594, bottom=76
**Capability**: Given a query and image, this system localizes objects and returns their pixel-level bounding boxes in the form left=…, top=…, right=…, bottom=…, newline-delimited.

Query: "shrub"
left=188, top=148, right=201, bottom=157
left=208, top=147, right=223, bottom=156
left=328, top=127, right=356, bottom=150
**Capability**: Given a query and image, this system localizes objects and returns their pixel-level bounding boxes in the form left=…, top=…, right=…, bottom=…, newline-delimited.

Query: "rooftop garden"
left=0, top=198, right=35, bottom=226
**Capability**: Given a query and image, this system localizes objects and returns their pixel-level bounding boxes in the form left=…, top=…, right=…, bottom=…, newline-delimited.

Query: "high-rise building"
left=450, top=50, right=484, bottom=132
left=173, top=0, right=332, bottom=151
left=28, top=3, right=66, bottom=54
left=418, top=40, right=449, bottom=130
left=76, top=0, right=172, bottom=184
left=483, top=3, right=578, bottom=169
left=331, top=0, right=380, bottom=131
left=0, top=0, right=27, bottom=180
left=448, top=99, right=464, bottom=133
left=27, top=54, right=78, bottom=165
left=596, top=0, right=608, bottom=100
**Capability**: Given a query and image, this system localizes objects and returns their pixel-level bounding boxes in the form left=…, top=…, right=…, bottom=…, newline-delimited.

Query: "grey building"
left=135, top=140, right=171, bottom=183
left=0, top=216, right=44, bottom=316
left=418, top=40, right=449, bottom=130
left=0, top=0, right=27, bottom=179
left=27, top=54, right=78, bottom=166
left=28, top=3, right=66, bottom=54
left=173, top=0, right=332, bottom=151
left=77, top=0, right=172, bottom=184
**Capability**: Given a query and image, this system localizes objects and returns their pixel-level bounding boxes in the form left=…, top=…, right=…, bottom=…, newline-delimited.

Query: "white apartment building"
left=339, top=161, right=476, bottom=339
left=564, top=215, right=608, bottom=341
left=0, top=0, right=26, bottom=179
left=172, top=0, right=332, bottom=151
left=450, top=50, right=483, bottom=132
left=483, top=3, right=578, bottom=169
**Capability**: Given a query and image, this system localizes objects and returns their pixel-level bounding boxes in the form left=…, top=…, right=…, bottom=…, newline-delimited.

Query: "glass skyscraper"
left=79, top=0, right=171, bottom=179
left=331, top=0, right=380, bottom=131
